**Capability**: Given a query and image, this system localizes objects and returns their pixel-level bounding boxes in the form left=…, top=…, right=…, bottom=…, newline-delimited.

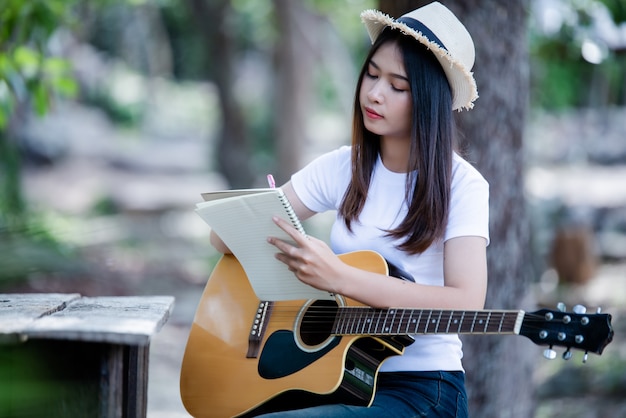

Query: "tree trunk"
left=379, top=1, right=535, bottom=417
left=449, top=1, right=535, bottom=417
left=272, top=0, right=325, bottom=184
left=272, top=2, right=357, bottom=184
left=187, top=0, right=253, bottom=188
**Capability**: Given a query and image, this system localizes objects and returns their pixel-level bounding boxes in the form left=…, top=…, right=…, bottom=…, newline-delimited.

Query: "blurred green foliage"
left=0, top=0, right=79, bottom=128
left=0, top=220, right=82, bottom=285
left=0, top=0, right=85, bottom=285
left=530, top=0, right=626, bottom=109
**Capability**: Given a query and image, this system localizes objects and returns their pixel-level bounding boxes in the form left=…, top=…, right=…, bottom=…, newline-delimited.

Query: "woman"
left=211, top=2, right=488, bottom=417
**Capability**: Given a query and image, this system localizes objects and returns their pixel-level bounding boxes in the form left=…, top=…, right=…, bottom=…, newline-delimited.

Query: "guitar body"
left=180, top=251, right=413, bottom=418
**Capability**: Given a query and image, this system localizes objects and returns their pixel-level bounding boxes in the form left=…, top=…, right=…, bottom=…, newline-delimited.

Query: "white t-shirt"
left=291, top=145, right=489, bottom=372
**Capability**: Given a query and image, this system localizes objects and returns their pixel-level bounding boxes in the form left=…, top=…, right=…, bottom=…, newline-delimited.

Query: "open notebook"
left=196, top=188, right=334, bottom=301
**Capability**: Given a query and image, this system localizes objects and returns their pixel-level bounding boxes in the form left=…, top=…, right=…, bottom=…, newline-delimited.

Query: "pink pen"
left=267, top=174, right=276, bottom=189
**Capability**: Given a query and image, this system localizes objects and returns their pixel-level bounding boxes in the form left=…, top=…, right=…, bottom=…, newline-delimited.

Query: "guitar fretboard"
left=333, top=308, right=524, bottom=336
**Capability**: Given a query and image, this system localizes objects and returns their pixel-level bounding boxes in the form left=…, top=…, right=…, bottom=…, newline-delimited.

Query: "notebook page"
left=195, top=190, right=333, bottom=301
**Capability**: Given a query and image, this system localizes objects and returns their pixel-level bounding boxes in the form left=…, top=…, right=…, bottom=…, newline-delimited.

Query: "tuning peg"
left=557, top=302, right=566, bottom=312
left=573, top=304, right=587, bottom=314
left=583, top=352, right=589, bottom=363
left=543, top=347, right=557, bottom=360
left=562, top=349, right=572, bottom=360
left=596, top=307, right=602, bottom=314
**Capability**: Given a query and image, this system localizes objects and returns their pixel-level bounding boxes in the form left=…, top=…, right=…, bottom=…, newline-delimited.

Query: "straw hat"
left=361, top=2, right=478, bottom=111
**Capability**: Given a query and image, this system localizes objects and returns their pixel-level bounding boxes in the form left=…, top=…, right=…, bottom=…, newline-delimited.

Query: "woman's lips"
left=364, top=107, right=383, bottom=119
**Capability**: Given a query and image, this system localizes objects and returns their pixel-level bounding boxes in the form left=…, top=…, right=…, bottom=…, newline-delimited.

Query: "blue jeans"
left=255, top=371, right=468, bottom=417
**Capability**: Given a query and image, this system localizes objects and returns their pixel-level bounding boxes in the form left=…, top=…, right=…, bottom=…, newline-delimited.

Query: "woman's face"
left=359, top=42, right=412, bottom=141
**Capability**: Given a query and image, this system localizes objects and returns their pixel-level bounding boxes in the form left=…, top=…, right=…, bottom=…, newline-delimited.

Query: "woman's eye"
left=392, top=85, right=408, bottom=92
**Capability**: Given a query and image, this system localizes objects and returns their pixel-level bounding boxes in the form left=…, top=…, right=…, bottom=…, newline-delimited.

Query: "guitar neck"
left=333, top=308, right=525, bottom=336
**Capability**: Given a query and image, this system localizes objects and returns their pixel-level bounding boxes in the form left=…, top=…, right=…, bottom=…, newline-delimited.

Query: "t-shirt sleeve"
left=290, top=146, right=352, bottom=213
left=445, top=158, right=490, bottom=245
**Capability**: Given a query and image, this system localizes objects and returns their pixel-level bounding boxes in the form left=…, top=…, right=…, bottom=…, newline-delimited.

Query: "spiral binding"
left=278, top=190, right=306, bottom=235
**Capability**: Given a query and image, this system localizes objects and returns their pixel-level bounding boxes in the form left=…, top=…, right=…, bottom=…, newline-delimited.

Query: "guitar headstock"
left=520, top=304, right=614, bottom=362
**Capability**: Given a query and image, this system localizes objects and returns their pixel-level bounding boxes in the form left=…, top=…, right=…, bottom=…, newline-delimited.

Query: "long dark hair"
left=339, top=28, right=457, bottom=254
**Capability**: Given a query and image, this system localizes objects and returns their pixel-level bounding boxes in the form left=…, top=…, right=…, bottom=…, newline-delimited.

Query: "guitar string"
left=248, top=306, right=556, bottom=334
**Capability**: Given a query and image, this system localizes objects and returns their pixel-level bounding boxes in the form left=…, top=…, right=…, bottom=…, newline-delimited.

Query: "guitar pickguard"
left=258, top=330, right=341, bottom=379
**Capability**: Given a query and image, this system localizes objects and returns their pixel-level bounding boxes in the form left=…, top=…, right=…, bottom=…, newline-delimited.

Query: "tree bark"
left=272, top=0, right=315, bottom=184
left=379, top=1, right=535, bottom=417
left=187, top=0, right=253, bottom=188
left=449, top=1, right=535, bottom=417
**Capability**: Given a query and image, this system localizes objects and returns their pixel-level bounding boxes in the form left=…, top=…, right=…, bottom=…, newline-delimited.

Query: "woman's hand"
left=267, top=216, right=348, bottom=295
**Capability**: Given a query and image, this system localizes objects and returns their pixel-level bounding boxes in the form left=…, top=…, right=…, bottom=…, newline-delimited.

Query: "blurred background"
left=1, top=0, right=624, bottom=417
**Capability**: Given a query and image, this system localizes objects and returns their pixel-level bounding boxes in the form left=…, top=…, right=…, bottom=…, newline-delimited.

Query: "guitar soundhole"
left=299, top=300, right=338, bottom=347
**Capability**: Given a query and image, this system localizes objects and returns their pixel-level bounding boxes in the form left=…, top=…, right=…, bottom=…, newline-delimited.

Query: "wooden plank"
left=23, top=296, right=175, bottom=346
left=0, top=293, right=81, bottom=343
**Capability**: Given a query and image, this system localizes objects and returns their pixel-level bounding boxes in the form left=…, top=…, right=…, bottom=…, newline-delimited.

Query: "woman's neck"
left=380, top=136, right=411, bottom=173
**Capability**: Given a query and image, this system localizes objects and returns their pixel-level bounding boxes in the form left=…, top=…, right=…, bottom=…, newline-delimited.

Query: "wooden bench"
left=0, top=293, right=174, bottom=418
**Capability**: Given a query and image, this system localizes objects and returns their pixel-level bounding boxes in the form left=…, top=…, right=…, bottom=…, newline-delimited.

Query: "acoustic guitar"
left=179, top=251, right=614, bottom=417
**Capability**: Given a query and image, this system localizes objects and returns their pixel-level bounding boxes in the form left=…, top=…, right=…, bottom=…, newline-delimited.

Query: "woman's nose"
left=367, top=82, right=383, bottom=103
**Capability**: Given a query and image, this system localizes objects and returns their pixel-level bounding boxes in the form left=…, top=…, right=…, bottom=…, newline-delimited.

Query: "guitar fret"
left=460, top=311, right=478, bottom=333
left=491, top=312, right=502, bottom=333
left=338, top=309, right=347, bottom=334
left=474, top=312, right=486, bottom=333
left=434, top=311, right=443, bottom=333
left=359, top=309, right=368, bottom=333
left=406, top=310, right=416, bottom=334
left=374, top=309, right=383, bottom=334
left=395, top=309, right=403, bottom=334
left=484, top=311, right=491, bottom=333
left=346, top=308, right=356, bottom=334
left=470, top=311, right=478, bottom=333
left=359, top=308, right=368, bottom=334
left=394, top=309, right=401, bottom=333
left=445, top=311, right=451, bottom=333
left=424, top=310, right=433, bottom=333
left=348, top=308, right=356, bottom=335
left=487, top=312, right=497, bottom=333
left=343, top=309, right=351, bottom=334
left=337, top=310, right=345, bottom=334
left=350, top=308, right=358, bottom=334
left=378, top=309, right=386, bottom=334
left=413, top=310, right=424, bottom=334
left=397, top=309, right=406, bottom=334
left=384, top=309, right=393, bottom=334
left=380, top=309, right=388, bottom=334
left=455, top=311, right=465, bottom=333
left=383, top=309, right=390, bottom=334
left=367, top=310, right=374, bottom=334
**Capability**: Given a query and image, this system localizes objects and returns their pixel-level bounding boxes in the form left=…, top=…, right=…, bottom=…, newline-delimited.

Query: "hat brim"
left=361, top=9, right=478, bottom=111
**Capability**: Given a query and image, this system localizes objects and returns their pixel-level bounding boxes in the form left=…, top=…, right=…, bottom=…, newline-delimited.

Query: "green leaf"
left=43, top=57, right=71, bottom=74
left=33, top=82, right=49, bottom=116
left=52, top=76, right=79, bottom=98
left=13, top=46, right=41, bottom=79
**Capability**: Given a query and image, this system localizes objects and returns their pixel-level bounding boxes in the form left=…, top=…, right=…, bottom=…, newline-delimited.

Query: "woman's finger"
left=272, top=216, right=308, bottom=244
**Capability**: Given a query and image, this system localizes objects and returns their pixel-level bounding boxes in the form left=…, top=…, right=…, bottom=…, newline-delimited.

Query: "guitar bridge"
left=247, top=300, right=273, bottom=358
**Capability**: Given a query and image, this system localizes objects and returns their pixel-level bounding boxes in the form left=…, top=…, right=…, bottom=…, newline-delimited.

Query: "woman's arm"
left=281, top=180, right=317, bottom=221
left=268, top=216, right=487, bottom=310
